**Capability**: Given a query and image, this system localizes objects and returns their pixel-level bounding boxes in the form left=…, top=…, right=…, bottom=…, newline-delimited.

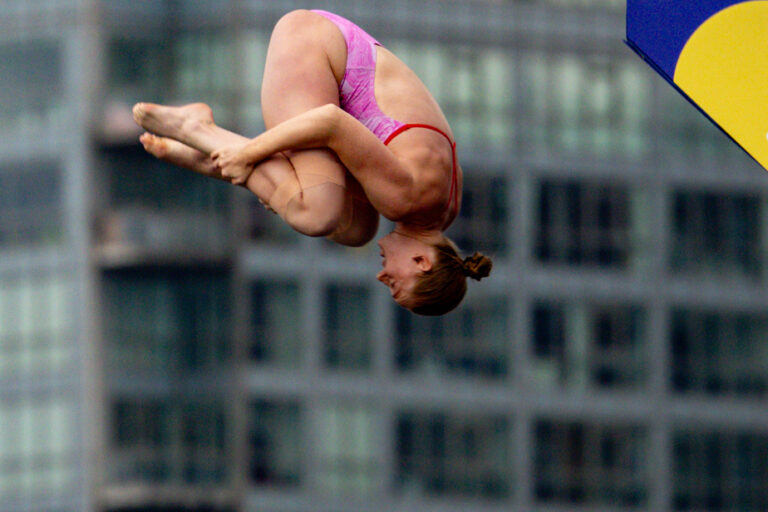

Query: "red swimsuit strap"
left=384, top=123, right=459, bottom=218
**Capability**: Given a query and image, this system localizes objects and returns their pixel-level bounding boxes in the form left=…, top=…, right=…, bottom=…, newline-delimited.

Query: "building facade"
left=2, top=0, right=768, bottom=511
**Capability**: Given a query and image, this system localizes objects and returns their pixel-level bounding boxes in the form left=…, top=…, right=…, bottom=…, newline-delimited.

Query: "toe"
left=132, top=103, right=145, bottom=122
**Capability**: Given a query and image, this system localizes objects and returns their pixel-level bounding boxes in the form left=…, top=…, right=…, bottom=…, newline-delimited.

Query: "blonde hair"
left=410, top=239, right=493, bottom=316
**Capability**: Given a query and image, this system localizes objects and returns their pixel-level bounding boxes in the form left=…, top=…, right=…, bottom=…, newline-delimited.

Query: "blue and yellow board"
left=626, top=0, right=768, bottom=170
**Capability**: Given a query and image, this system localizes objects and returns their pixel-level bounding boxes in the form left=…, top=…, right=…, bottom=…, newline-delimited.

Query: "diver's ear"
left=413, top=254, right=433, bottom=272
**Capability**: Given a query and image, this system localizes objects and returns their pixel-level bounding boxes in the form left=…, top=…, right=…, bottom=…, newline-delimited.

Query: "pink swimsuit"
left=312, top=9, right=459, bottom=218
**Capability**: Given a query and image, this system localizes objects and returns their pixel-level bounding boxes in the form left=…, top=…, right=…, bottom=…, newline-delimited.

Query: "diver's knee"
left=288, top=207, right=341, bottom=237
left=273, top=9, right=317, bottom=34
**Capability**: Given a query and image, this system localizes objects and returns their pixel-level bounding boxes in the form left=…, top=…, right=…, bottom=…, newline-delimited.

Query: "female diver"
left=132, top=9, right=491, bottom=315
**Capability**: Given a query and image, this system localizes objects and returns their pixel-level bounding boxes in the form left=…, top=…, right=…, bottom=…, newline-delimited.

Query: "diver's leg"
left=133, top=102, right=240, bottom=155
left=139, top=132, right=226, bottom=180
left=258, top=10, right=378, bottom=242
left=133, top=10, right=377, bottom=242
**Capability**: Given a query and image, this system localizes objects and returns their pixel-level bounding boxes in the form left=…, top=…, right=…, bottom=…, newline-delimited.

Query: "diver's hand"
left=211, top=143, right=254, bottom=185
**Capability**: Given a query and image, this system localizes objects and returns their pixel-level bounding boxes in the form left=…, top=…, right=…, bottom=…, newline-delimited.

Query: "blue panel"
left=626, top=0, right=745, bottom=80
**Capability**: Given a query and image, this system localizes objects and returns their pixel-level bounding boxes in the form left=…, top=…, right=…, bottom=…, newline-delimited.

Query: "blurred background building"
left=2, top=0, right=768, bottom=511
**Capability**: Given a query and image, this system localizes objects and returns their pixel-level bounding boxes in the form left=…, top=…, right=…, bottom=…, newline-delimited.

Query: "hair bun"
left=462, top=252, right=493, bottom=281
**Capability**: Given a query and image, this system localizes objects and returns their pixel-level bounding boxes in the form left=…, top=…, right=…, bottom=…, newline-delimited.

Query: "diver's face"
left=376, top=232, right=434, bottom=308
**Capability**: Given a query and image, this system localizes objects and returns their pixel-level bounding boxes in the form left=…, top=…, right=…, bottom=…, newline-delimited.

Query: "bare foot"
left=132, top=102, right=214, bottom=141
left=139, top=132, right=226, bottom=180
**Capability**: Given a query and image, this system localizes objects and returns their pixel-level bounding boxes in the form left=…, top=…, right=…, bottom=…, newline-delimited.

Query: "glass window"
left=110, top=399, right=228, bottom=485
left=0, top=271, right=74, bottom=377
left=396, top=411, right=511, bottom=500
left=536, top=0, right=625, bottom=7
left=97, top=141, right=233, bottom=258
left=388, top=42, right=516, bottom=150
left=112, top=400, right=171, bottom=482
left=107, top=31, right=237, bottom=125
left=671, top=190, right=762, bottom=278
left=250, top=280, right=302, bottom=367
left=520, top=53, right=650, bottom=159
left=114, top=401, right=167, bottom=448
left=534, top=420, right=648, bottom=506
left=315, top=401, right=379, bottom=496
left=671, top=309, right=768, bottom=398
left=0, top=270, right=78, bottom=501
left=104, top=268, right=231, bottom=373
left=532, top=301, right=647, bottom=390
left=396, top=295, right=510, bottom=379
left=656, top=82, right=740, bottom=165
left=324, top=284, right=372, bottom=371
left=101, top=144, right=230, bottom=212
left=673, top=429, right=768, bottom=511
left=97, top=141, right=231, bottom=248
left=107, top=38, right=170, bottom=104
left=536, top=179, right=638, bottom=269
left=249, top=400, right=302, bottom=488
left=173, top=32, right=238, bottom=124
left=179, top=403, right=228, bottom=484
left=0, top=39, right=64, bottom=134
left=447, top=174, right=509, bottom=257
left=0, top=394, right=78, bottom=502
left=0, top=163, right=63, bottom=248
left=475, top=48, right=517, bottom=149
left=237, top=29, right=270, bottom=135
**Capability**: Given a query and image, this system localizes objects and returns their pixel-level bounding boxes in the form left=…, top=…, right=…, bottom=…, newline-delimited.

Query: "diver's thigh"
left=261, top=10, right=346, bottom=126
left=260, top=10, right=367, bottom=234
